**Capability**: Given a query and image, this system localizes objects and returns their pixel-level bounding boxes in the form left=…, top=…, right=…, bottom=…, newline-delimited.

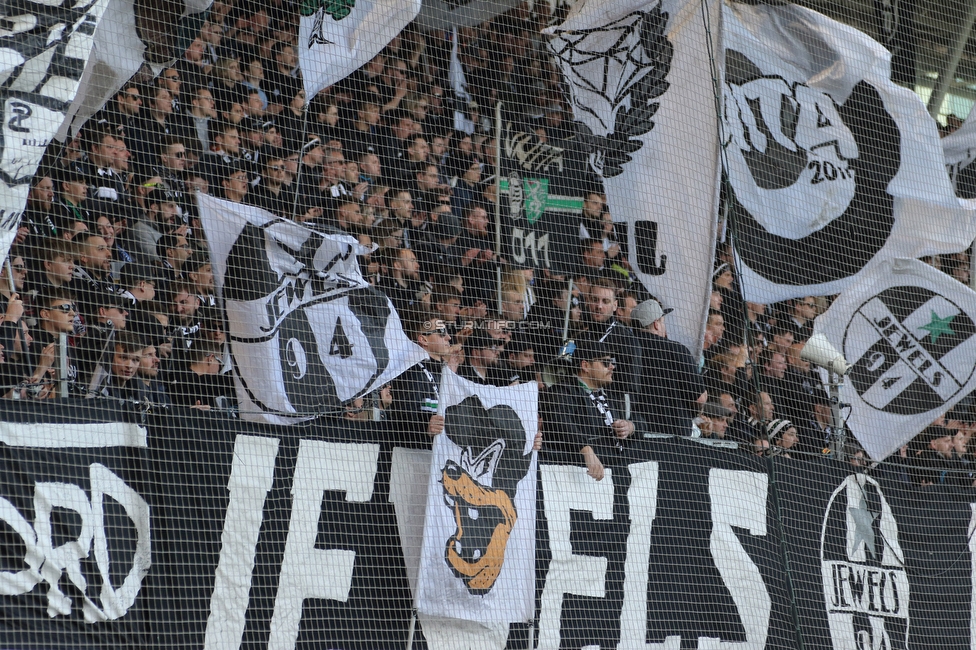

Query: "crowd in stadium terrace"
left=0, top=0, right=973, bottom=485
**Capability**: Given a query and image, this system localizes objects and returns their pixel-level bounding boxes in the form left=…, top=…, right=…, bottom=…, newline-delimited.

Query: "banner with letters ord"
left=4, top=402, right=976, bottom=649
left=0, top=402, right=151, bottom=649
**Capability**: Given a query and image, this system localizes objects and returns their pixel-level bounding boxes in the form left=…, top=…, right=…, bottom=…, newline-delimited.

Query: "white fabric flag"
left=546, top=0, right=722, bottom=354
left=450, top=28, right=475, bottom=134
left=0, top=0, right=111, bottom=262
left=298, top=0, right=421, bottom=99
left=416, top=368, right=538, bottom=623
left=814, top=257, right=976, bottom=461
left=198, top=193, right=427, bottom=425
left=724, top=3, right=976, bottom=304
left=942, top=104, right=976, bottom=198
left=57, top=0, right=213, bottom=142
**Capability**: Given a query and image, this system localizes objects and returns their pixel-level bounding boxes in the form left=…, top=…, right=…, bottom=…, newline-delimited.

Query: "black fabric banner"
left=0, top=402, right=150, bottom=649
left=2, top=403, right=976, bottom=649
left=500, top=120, right=583, bottom=275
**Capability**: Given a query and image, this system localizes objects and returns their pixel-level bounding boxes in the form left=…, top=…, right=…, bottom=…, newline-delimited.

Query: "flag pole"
left=290, top=102, right=311, bottom=221
left=927, top=2, right=976, bottom=119
left=495, top=100, right=503, bottom=316
left=4, top=259, right=14, bottom=295
left=563, top=277, right=573, bottom=341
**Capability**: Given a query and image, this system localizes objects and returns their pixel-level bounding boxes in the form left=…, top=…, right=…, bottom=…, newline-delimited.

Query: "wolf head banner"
left=814, top=258, right=976, bottom=461
left=416, top=368, right=537, bottom=623
left=724, top=3, right=976, bottom=304
left=546, top=0, right=721, bottom=354
left=198, top=194, right=426, bottom=424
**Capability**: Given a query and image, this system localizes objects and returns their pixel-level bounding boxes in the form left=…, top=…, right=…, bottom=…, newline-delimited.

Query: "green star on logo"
left=918, top=311, right=956, bottom=343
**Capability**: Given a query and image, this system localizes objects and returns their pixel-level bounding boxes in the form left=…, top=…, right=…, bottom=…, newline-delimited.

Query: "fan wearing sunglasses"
left=30, top=287, right=81, bottom=395
left=544, top=339, right=646, bottom=481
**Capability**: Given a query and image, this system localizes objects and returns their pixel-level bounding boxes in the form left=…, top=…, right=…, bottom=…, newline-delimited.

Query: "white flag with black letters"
left=546, top=0, right=722, bottom=354
left=298, top=0, right=421, bottom=99
left=416, top=368, right=537, bottom=623
left=724, top=3, right=976, bottom=304
left=198, top=193, right=426, bottom=425
left=814, top=258, right=976, bottom=461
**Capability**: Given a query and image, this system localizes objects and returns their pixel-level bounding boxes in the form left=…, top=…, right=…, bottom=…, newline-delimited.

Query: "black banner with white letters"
left=0, top=401, right=150, bottom=649
left=3, top=402, right=976, bottom=649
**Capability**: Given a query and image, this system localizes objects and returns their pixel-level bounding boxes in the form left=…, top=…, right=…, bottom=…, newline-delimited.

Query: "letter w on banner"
left=416, top=368, right=538, bottom=623
left=546, top=0, right=722, bottom=354
left=724, top=3, right=976, bottom=304
left=298, top=0, right=421, bottom=99
left=198, top=193, right=426, bottom=424
left=814, top=258, right=976, bottom=461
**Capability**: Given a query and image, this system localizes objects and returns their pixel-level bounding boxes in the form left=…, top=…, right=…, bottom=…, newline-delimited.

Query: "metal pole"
left=562, top=278, right=574, bottom=341
left=405, top=612, right=417, bottom=650
left=495, top=100, right=503, bottom=316
left=927, top=2, right=976, bottom=119
left=526, top=620, right=534, bottom=650
left=58, top=332, right=68, bottom=399
left=828, top=372, right=846, bottom=462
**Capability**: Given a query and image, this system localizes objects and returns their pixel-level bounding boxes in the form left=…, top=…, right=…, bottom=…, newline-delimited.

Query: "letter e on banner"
left=269, top=441, right=380, bottom=650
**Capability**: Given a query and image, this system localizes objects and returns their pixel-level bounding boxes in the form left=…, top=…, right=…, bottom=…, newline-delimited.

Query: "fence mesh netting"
left=1, top=0, right=976, bottom=647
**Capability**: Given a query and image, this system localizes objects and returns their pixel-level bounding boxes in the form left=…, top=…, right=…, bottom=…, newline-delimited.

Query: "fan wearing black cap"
left=414, top=207, right=463, bottom=283
left=546, top=340, right=644, bottom=481
left=458, top=331, right=511, bottom=387
left=630, top=298, right=706, bottom=437
left=699, top=402, right=733, bottom=440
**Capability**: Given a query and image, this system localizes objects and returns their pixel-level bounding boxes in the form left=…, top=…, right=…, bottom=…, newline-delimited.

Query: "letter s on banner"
left=702, top=469, right=770, bottom=649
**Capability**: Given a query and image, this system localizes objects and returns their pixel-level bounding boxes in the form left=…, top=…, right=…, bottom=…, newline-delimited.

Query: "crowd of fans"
left=0, top=0, right=973, bottom=485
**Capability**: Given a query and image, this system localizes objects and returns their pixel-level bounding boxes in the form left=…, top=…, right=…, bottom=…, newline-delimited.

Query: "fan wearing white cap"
left=629, top=299, right=706, bottom=437
left=766, top=419, right=799, bottom=458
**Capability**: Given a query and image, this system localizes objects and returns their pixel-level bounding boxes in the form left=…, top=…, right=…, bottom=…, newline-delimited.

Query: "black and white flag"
left=724, top=3, right=976, bottom=304
left=57, top=0, right=213, bottom=142
left=298, top=0, right=420, bottom=99
left=416, top=367, right=537, bottom=623
left=198, top=194, right=426, bottom=424
left=820, top=473, right=909, bottom=648
left=814, top=258, right=976, bottom=461
left=0, top=0, right=111, bottom=262
left=546, top=0, right=722, bottom=354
